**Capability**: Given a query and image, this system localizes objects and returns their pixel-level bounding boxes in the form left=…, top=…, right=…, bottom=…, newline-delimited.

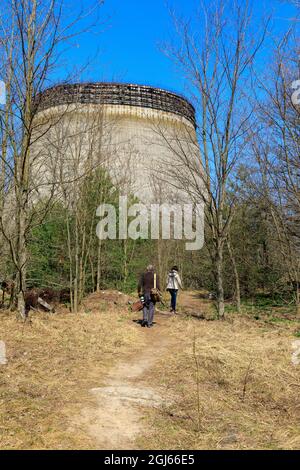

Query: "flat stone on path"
left=291, top=340, right=300, bottom=365
left=0, top=340, right=7, bottom=365
left=90, top=384, right=165, bottom=407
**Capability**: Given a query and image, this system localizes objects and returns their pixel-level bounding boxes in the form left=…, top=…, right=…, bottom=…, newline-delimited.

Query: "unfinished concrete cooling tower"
left=34, top=82, right=199, bottom=204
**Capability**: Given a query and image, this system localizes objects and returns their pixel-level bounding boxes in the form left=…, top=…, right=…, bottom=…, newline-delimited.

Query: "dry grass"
left=1, top=289, right=300, bottom=450
left=137, top=311, right=300, bottom=450
left=0, top=293, right=142, bottom=449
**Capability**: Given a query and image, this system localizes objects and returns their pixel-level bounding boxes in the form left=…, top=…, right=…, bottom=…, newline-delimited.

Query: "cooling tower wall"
left=33, top=83, right=200, bottom=205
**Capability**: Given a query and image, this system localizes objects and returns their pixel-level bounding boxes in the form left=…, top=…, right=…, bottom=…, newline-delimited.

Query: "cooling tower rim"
left=36, top=81, right=196, bottom=128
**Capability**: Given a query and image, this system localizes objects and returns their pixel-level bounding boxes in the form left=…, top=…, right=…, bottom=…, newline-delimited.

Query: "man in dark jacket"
left=138, top=265, right=160, bottom=328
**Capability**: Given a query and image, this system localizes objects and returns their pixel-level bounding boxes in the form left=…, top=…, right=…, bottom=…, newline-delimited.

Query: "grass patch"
left=137, top=311, right=300, bottom=450
left=1, top=289, right=299, bottom=450
left=0, top=300, right=142, bottom=449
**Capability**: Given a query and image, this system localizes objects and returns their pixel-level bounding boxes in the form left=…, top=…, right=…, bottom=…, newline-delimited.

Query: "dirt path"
left=77, top=313, right=174, bottom=449
left=76, top=292, right=206, bottom=450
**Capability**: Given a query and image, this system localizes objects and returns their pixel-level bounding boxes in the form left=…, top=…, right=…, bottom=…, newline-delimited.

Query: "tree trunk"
left=296, top=282, right=300, bottom=315
left=66, top=213, right=74, bottom=312
left=123, top=239, right=128, bottom=286
left=16, top=202, right=27, bottom=319
left=96, top=239, right=102, bottom=292
left=227, top=237, right=241, bottom=313
left=216, top=241, right=225, bottom=319
left=74, top=215, right=79, bottom=313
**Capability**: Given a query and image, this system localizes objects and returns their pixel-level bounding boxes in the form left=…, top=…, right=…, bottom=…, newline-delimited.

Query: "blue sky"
left=53, top=0, right=298, bottom=98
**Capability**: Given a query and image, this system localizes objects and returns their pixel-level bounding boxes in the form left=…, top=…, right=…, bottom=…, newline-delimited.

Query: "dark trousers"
left=169, top=289, right=178, bottom=311
left=143, top=293, right=155, bottom=325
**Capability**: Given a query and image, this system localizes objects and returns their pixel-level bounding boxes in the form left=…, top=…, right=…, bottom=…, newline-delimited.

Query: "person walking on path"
left=138, top=265, right=161, bottom=328
left=166, top=266, right=183, bottom=314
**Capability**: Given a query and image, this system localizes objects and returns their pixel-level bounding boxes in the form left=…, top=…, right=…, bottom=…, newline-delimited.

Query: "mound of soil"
left=84, top=290, right=134, bottom=311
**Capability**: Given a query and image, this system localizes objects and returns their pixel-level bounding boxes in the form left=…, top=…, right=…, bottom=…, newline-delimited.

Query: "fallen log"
left=37, top=297, right=55, bottom=313
left=25, top=289, right=57, bottom=315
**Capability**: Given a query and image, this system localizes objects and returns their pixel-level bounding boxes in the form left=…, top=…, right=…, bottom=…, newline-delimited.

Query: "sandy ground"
left=75, top=310, right=175, bottom=449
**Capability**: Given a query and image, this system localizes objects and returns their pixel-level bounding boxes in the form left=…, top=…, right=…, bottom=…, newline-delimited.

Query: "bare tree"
left=0, top=0, right=103, bottom=318
left=52, top=105, right=115, bottom=312
left=158, top=0, right=268, bottom=317
left=251, top=32, right=300, bottom=311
